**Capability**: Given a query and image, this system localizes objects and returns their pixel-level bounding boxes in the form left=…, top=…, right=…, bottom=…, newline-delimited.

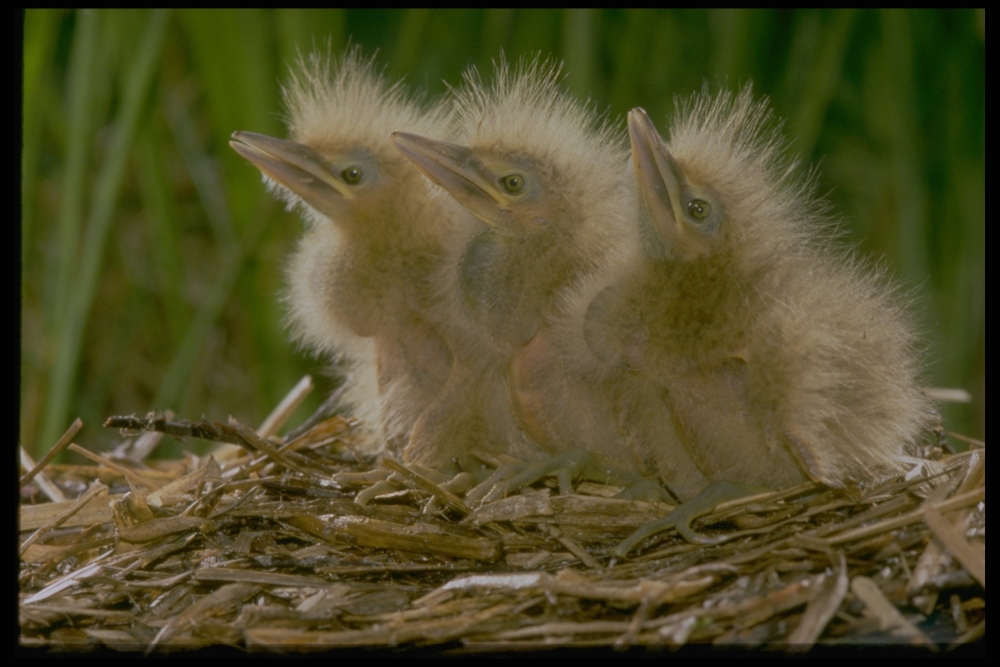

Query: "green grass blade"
left=39, top=9, right=170, bottom=451
left=153, top=197, right=276, bottom=411
left=790, top=10, right=856, bottom=160
left=562, top=9, right=594, bottom=100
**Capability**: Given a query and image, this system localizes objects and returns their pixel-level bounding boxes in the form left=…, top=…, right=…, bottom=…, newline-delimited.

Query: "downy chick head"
left=392, top=59, right=635, bottom=348
left=230, top=48, right=452, bottom=354
left=233, top=48, right=449, bottom=238
left=624, top=91, right=821, bottom=366
left=628, top=90, right=816, bottom=266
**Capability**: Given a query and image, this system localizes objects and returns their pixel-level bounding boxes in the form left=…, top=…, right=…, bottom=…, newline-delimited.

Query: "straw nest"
left=19, top=377, right=984, bottom=653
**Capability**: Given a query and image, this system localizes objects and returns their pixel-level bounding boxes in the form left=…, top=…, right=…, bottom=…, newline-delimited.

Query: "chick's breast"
left=606, top=92, right=932, bottom=497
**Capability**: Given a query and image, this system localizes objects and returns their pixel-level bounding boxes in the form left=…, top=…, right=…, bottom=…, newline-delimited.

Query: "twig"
left=67, top=444, right=162, bottom=490
left=923, top=507, right=985, bottom=587
left=381, top=457, right=471, bottom=516
left=20, top=418, right=82, bottom=487
left=20, top=481, right=108, bottom=556
left=257, top=375, right=313, bottom=438
left=19, top=447, right=66, bottom=503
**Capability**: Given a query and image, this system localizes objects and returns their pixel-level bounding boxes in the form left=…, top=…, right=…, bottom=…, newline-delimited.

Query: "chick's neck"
left=461, top=225, right=589, bottom=349
left=328, top=199, right=447, bottom=336
left=635, top=251, right=762, bottom=368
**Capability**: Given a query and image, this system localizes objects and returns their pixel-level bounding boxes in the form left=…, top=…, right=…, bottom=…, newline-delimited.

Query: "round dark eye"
left=342, top=167, right=363, bottom=184
left=688, top=198, right=711, bottom=220
left=501, top=174, right=524, bottom=193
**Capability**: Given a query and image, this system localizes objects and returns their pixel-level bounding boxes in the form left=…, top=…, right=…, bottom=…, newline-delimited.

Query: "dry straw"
left=19, top=378, right=984, bottom=652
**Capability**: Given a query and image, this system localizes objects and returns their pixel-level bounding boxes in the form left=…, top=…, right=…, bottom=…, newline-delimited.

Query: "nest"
left=18, top=378, right=984, bottom=653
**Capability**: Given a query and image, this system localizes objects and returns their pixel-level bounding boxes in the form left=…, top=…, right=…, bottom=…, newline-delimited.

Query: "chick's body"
left=588, top=91, right=931, bottom=498
left=231, top=51, right=453, bottom=453
left=393, top=62, right=637, bottom=472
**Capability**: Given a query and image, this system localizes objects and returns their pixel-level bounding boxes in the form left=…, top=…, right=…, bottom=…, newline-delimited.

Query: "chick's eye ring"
left=342, top=167, right=363, bottom=184
left=687, top=198, right=711, bottom=220
left=500, top=174, right=525, bottom=193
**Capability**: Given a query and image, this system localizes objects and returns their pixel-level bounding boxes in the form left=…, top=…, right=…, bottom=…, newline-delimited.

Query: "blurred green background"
left=20, top=9, right=984, bottom=457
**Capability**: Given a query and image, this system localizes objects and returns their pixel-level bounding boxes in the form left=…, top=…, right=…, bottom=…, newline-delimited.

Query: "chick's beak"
left=391, top=132, right=508, bottom=226
left=628, top=109, right=684, bottom=238
left=230, top=131, right=355, bottom=210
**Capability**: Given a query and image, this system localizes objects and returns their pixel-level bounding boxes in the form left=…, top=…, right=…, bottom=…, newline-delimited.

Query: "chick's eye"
left=501, top=174, right=525, bottom=193
left=687, top=198, right=711, bottom=220
left=341, top=167, right=363, bottom=184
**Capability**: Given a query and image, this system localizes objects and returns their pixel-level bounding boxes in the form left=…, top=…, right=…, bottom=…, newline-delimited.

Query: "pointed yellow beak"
left=628, top=108, right=684, bottom=238
left=230, top=131, right=354, bottom=210
left=391, top=132, right=509, bottom=225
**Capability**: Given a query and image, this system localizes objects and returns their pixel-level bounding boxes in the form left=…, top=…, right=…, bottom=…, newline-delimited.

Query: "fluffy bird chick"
left=592, top=91, right=930, bottom=505
left=392, top=62, right=636, bottom=472
left=230, top=51, right=453, bottom=453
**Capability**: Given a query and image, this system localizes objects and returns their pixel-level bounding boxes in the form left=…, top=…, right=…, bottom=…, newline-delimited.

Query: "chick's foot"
left=612, top=480, right=767, bottom=557
left=467, top=448, right=671, bottom=504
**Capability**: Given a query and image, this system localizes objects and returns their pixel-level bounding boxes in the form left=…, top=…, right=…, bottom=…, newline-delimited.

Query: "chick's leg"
left=403, top=363, right=474, bottom=474
left=666, top=359, right=808, bottom=489
left=474, top=449, right=591, bottom=502
left=405, top=360, right=525, bottom=474
left=374, top=319, right=452, bottom=454
left=512, top=324, right=631, bottom=446
left=616, top=376, right=713, bottom=501
left=508, top=326, right=565, bottom=453
left=612, top=480, right=767, bottom=557
left=471, top=448, right=676, bottom=505
left=496, top=325, right=653, bottom=501
left=376, top=314, right=452, bottom=399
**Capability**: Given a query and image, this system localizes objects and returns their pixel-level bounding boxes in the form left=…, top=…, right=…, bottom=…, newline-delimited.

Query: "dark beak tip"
left=389, top=133, right=410, bottom=149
